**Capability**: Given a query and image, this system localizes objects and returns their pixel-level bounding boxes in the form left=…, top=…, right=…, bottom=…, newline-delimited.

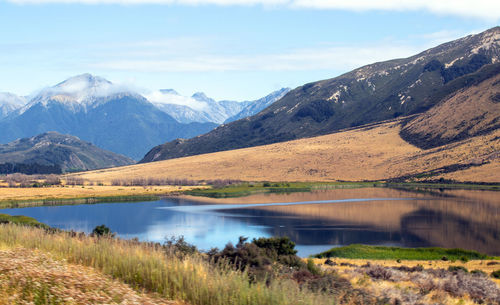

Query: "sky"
left=0, top=0, right=499, bottom=101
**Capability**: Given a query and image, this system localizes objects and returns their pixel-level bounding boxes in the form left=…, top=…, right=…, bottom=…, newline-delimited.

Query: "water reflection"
left=0, top=188, right=498, bottom=256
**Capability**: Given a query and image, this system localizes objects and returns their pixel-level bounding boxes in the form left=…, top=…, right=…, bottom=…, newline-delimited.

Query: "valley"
left=0, top=22, right=499, bottom=305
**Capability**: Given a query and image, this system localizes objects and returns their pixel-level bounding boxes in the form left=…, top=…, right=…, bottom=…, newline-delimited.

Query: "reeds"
left=0, top=224, right=337, bottom=305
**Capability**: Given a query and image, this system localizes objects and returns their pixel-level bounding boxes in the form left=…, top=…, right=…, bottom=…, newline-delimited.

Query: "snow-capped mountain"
left=141, top=26, right=500, bottom=162
left=0, top=74, right=217, bottom=160
left=0, top=73, right=288, bottom=159
left=21, top=74, right=137, bottom=114
left=147, top=88, right=290, bottom=124
left=0, top=92, right=26, bottom=119
left=224, top=88, right=291, bottom=123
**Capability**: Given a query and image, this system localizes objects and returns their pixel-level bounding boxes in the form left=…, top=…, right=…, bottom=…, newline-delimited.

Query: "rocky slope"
left=141, top=27, right=500, bottom=162
left=401, top=63, right=500, bottom=149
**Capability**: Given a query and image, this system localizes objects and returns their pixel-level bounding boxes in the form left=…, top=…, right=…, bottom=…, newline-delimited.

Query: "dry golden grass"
left=0, top=247, right=177, bottom=305
left=310, top=258, right=500, bottom=304
left=311, top=258, right=500, bottom=283
left=0, top=185, right=197, bottom=202
left=403, top=73, right=500, bottom=144
left=70, top=121, right=500, bottom=183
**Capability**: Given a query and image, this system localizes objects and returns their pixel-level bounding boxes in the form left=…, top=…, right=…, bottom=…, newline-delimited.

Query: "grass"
left=0, top=248, right=167, bottom=304
left=184, top=181, right=499, bottom=199
left=314, top=244, right=496, bottom=260
left=0, top=195, right=162, bottom=209
left=0, top=213, right=49, bottom=229
left=67, top=121, right=500, bottom=184
left=0, top=224, right=341, bottom=305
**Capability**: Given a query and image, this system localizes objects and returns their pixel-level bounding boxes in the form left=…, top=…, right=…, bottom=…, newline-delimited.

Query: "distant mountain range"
left=141, top=26, right=500, bottom=162
left=0, top=131, right=134, bottom=172
left=149, top=88, right=290, bottom=124
left=0, top=92, right=25, bottom=119
left=0, top=75, right=288, bottom=160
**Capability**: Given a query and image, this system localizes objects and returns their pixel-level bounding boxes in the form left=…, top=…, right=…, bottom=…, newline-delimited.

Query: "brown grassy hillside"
left=401, top=72, right=500, bottom=149
left=70, top=119, right=499, bottom=183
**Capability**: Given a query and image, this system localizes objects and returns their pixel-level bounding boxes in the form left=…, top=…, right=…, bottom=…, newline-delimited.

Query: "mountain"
left=400, top=63, right=500, bottom=149
left=0, top=131, right=134, bottom=172
left=149, top=89, right=289, bottom=124
left=0, top=74, right=217, bottom=160
left=0, top=93, right=25, bottom=119
left=141, top=27, right=500, bottom=163
left=224, top=88, right=291, bottom=123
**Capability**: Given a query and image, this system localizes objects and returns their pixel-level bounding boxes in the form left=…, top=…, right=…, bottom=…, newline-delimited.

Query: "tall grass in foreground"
left=0, top=224, right=335, bottom=305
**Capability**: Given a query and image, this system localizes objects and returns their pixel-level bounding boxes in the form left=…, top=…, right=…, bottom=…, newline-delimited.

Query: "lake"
left=1, top=187, right=499, bottom=257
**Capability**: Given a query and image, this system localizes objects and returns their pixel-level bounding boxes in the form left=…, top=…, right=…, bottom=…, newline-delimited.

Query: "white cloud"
left=90, top=44, right=421, bottom=73
left=144, top=90, right=208, bottom=110
left=6, top=0, right=500, bottom=20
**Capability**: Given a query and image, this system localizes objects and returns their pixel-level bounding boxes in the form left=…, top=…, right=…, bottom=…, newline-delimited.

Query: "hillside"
left=0, top=132, right=134, bottom=172
left=400, top=63, right=500, bottom=148
left=142, top=26, right=500, bottom=162
left=71, top=118, right=499, bottom=184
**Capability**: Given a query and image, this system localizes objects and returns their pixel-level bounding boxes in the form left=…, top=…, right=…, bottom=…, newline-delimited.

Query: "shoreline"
left=0, top=181, right=498, bottom=208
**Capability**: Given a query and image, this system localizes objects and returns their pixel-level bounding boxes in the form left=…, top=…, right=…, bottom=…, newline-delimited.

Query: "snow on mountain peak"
left=145, top=90, right=208, bottom=111
left=30, top=74, right=132, bottom=109
left=0, top=92, right=26, bottom=106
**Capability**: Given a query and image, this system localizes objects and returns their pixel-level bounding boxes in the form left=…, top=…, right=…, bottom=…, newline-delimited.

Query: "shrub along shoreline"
left=0, top=222, right=499, bottom=304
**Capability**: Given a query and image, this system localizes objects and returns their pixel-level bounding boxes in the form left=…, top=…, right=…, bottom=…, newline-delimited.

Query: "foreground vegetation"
left=0, top=224, right=363, bottom=305
left=315, top=244, right=497, bottom=261
left=0, top=222, right=499, bottom=304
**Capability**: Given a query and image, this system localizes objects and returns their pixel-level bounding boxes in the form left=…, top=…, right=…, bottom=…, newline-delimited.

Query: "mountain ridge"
left=0, top=131, right=135, bottom=172
left=0, top=76, right=217, bottom=160
left=141, top=27, right=500, bottom=163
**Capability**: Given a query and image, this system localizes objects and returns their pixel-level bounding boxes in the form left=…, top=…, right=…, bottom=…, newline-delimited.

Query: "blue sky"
left=0, top=0, right=498, bottom=101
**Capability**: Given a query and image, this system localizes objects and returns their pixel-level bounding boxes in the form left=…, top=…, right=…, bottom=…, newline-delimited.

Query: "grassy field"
left=184, top=182, right=380, bottom=198
left=67, top=121, right=499, bottom=184
left=0, top=213, right=49, bottom=228
left=0, top=185, right=199, bottom=207
left=314, top=244, right=497, bottom=260
left=184, top=181, right=500, bottom=198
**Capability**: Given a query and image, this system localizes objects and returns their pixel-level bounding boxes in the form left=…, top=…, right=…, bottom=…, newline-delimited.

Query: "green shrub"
left=470, top=269, right=487, bottom=276
left=448, top=265, right=468, bottom=273
left=165, top=235, right=197, bottom=258
left=307, top=259, right=321, bottom=276
left=91, top=224, right=114, bottom=237
left=491, top=269, right=500, bottom=279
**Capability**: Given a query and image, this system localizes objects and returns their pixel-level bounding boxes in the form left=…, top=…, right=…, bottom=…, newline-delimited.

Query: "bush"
left=307, top=259, right=321, bottom=276
left=91, top=225, right=114, bottom=237
left=252, top=236, right=298, bottom=257
left=491, top=269, right=500, bottom=279
left=164, top=236, right=197, bottom=258
left=448, top=265, right=468, bottom=273
left=470, top=269, right=487, bottom=276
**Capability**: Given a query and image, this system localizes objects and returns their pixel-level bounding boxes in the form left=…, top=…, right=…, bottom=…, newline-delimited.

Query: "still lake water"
left=1, top=187, right=499, bottom=256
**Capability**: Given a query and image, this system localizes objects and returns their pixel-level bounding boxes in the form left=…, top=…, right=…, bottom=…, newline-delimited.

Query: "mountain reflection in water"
left=0, top=187, right=498, bottom=256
